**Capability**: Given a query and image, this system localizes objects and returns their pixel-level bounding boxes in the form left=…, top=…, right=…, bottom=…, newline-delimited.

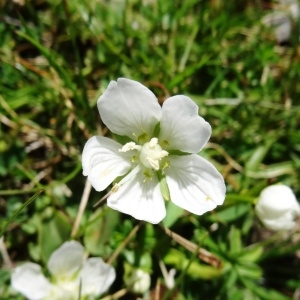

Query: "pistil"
left=139, top=138, right=168, bottom=170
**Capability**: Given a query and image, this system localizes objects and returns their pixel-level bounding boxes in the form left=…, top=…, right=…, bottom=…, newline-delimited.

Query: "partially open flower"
left=255, top=184, right=300, bottom=231
left=82, top=78, right=226, bottom=224
left=11, top=241, right=116, bottom=300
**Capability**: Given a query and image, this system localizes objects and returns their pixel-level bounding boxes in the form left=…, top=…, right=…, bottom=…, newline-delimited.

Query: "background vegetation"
left=1, top=0, right=300, bottom=299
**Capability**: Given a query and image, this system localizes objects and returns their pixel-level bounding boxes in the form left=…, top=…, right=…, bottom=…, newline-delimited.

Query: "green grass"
left=1, top=0, right=300, bottom=299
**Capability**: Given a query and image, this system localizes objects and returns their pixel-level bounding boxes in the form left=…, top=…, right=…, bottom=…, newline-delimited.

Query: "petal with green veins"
left=47, top=241, right=84, bottom=280
left=165, top=155, right=225, bottom=215
left=97, top=78, right=161, bottom=140
left=159, top=96, right=211, bottom=153
left=11, top=262, right=53, bottom=300
left=82, top=136, right=132, bottom=191
left=107, top=166, right=166, bottom=224
left=80, top=258, right=116, bottom=297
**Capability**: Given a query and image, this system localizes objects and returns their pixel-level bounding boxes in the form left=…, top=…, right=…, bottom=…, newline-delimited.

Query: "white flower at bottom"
left=82, top=78, right=226, bottom=224
left=255, top=184, right=300, bottom=231
left=11, top=241, right=116, bottom=300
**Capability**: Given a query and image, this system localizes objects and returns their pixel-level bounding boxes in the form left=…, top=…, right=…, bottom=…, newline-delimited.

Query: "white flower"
left=262, top=0, right=300, bottom=43
left=11, top=241, right=116, bottom=300
left=255, top=184, right=300, bottom=231
left=82, top=78, right=226, bottom=224
left=124, top=269, right=151, bottom=294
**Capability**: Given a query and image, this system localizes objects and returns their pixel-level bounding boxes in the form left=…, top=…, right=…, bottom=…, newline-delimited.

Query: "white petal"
left=82, top=136, right=132, bottom=191
left=262, top=11, right=289, bottom=27
left=159, top=95, right=211, bottom=153
left=97, top=78, right=162, bottom=140
left=255, top=184, right=300, bottom=231
left=259, top=213, right=296, bottom=231
left=80, top=258, right=116, bottom=297
left=107, top=166, right=166, bottom=224
left=48, top=241, right=84, bottom=280
left=262, top=12, right=291, bottom=43
left=256, top=184, right=300, bottom=218
left=11, top=262, right=53, bottom=300
left=164, top=155, right=226, bottom=215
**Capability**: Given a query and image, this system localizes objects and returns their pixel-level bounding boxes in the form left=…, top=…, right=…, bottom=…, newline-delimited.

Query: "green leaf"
left=228, top=226, right=242, bottom=255
left=208, top=203, right=251, bottom=223
left=38, top=209, right=72, bottom=263
left=164, top=248, right=222, bottom=280
left=238, top=246, right=263, bottom=263
left=246, top=161, right=295, bottom=178
left=240, top=277, right=291, bottom=300
left=236, top=263, right=262, bottom=280
left=245, top=140, right=274, bottom=172
left=84, top=207, right=120, bottom=257
left=123, top=250, right=152, bottom=272
left=162, top=200, right=184, bottom=228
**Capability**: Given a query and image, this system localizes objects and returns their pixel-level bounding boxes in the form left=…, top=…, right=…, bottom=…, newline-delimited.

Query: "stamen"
left=111, top=184, right=120, bottom=193
left=139, top=138, right=168, bottom=170
left=149, top=137, right=159, bottom=147
left=119, top=142, right=141, bottom=152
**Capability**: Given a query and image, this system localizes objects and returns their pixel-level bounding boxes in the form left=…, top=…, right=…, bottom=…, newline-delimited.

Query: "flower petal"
left=80, top=258, right=116, bottom=297
left=47, top=241, right=84, bottom=280
left=258, top=213, right=296, bottom=231
left=255, top=184, right=300, bottom=231
left=256, top=184, right=300, bottom=218
left=97, top=78, right=162, bottom=140
left=82, top=136, right=132, bottom=191
left=107, top=166, right=166, bottom=224
left=164, top=155, right=225, bottom=215
left=11, top=262, right=53, bottom=300
left=159, top=95, right=211, bottom=153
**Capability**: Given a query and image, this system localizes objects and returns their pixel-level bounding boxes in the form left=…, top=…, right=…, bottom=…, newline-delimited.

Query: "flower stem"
left=0, top=237, right=12, bottom=269
left=160, top=224, right=222, bottom=268
left=107, top=221, right=144, bottom=265
left=71, top=179, right=92, bottom=238
left=100, top=288, right=128, bottom=300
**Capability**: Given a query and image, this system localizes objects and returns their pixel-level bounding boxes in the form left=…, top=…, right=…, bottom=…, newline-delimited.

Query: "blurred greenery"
left=1, top=0, right=300, bottom=299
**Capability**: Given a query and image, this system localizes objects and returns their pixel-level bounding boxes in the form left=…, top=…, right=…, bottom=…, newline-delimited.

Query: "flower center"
left=139, top=138, right=168, bottom=171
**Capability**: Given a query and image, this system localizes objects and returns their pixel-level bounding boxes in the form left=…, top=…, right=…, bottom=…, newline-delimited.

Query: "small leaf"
left=209, top=203, right=251, bottom=223
left=236, top=263, right=262, bottom=279
left=84, top=207, right=120, bottom=257
left=245, top=140, right=274, bottom=172
left=162, top=201, right=184, bottom=228
left=228, top=226, right=242, bottom=255
left=164, top=248, right=221, bottom=280
left=39, top=209, right=71, bottom=263
left=158, top=171, right=170, bottom=201
left=238, top=246, right=263, bottom=263
left=240, top=277, right=290, bottom=300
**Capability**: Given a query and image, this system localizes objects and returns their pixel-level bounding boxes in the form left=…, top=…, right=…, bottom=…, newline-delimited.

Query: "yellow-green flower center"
left=119, top=138, right=168, bottom=171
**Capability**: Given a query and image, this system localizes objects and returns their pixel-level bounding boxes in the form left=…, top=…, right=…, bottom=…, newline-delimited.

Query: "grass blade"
left=0, top=190, right=43, bottom=238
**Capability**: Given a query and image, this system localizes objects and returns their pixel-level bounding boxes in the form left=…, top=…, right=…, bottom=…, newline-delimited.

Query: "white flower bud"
left=125, top=269, right=151, bottom=294
left=255, top=184, right=300, bottom=231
